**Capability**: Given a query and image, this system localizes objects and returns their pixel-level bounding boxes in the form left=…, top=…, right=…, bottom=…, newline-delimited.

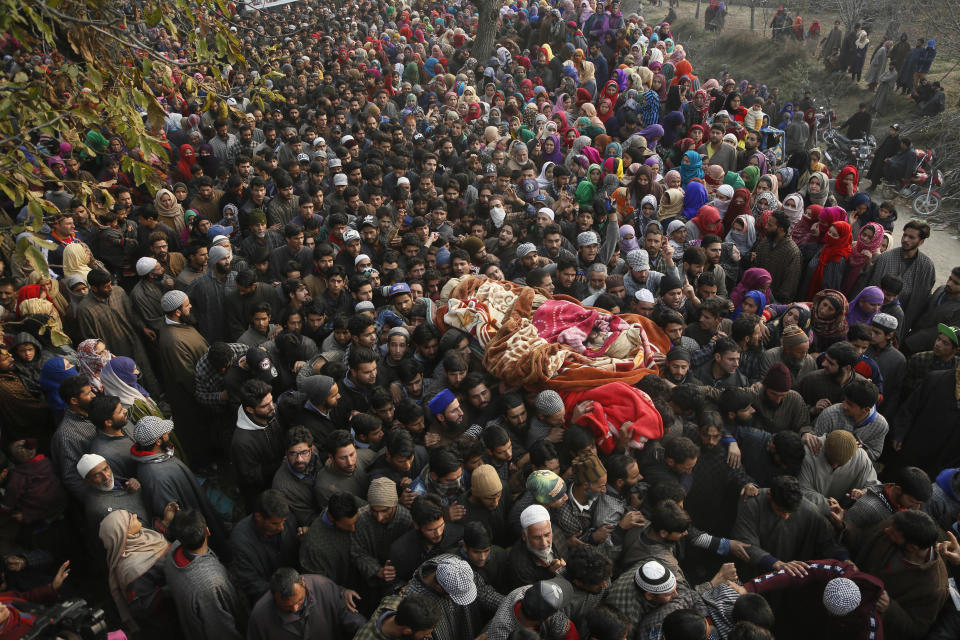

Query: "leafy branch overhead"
left=0, top=0, right=270, bottom=218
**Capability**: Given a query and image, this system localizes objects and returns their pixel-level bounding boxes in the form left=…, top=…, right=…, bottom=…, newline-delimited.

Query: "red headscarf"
left=597, top=98, right=614, bottom=123
left=807, top=221, right=852, bottom=299
left=817, top=206, right=848, bottom=243
left=834, top=165, right=860, bottom=197
left=723, top=188, right=753, bottom=233
left=693, top=205, right=723, bottom=236
left=176, top=144, right=196, bottom=182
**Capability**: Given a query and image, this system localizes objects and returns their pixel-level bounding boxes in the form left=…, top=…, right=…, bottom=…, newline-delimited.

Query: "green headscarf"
left=85, top=130, right=108, bottom=153
left=403, top=61, right=420, bottom=85
left=575, top=178, right=597, bottom=205
left=740, top=165, right=760, bottom=191
left=723, top=171, right=746, bottom=190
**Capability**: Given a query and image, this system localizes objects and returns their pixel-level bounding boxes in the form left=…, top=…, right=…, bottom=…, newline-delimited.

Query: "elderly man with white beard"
left=505, top=504, right=569, bottom=590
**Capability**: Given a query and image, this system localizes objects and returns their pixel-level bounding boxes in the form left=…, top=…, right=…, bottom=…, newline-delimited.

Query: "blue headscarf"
left=732, top=290, right=768, bottom=319
left=39, top=357, right=78, bottom=412
left=679, top=150, right=704, bottom=186
left=681, top=181, right=709, bottom=220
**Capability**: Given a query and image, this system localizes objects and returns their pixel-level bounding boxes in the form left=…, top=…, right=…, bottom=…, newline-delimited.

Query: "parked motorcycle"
left=821, top=117, right=876, bottom=173
left=881, top=149, right=943, bottom=216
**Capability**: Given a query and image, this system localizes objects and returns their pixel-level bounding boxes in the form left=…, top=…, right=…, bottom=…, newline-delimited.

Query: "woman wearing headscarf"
left=806, top=220, right=852, bottom=299
left=619, top=225, right=641, bottom=254
left=175, top=144, right=197, bottom=183
left=753, top=191, right=780, bottom=222
left=62, top=243, right=93, bottom=280
left=154, top=188, right=186, bottom=233
left=781, top=193, right=805, bottom=228
left=809, top=289, right=849, bottom=351
left=666, top=219, right=689, bottom=257
left=77, top=338, right=110, bottom=392
left=679, top=150, right=705, bottom=187
left=711, top=184, right=735, bottom=222
left=197, top=143, right=220, bottom=176
left=726, top=214, right=757, bottom=256
left=732, top=290, right=768, bottom=320
left=659, top=188, right=686, bottom=222
left=704, top=164, right=726, bottom=198
left=801, top=171, right=834, bottom=208
left=841, top=222, right=885, bottom=295
left=99, top=509, right=170, bottom=627
left=685, top=204, right=723, bottom=243
left=832, top=165, right=860, bottom=209
left=25, top=273, right=68, bottom=319
left=723, top=188, right=753, bottom=233
left=731, top=268, right=774, bottom=307
left=101, top=356, right=163, bottom=423
left=38, top=357, right=78, bottom=417
left=740, top=165, right=761, bottom=191
left=681, top=181, right=709, bottom=220
left=791, top=204, right=822, bottom=249
left=845, top=285, right=885, bottom=326
left=849, top=31, right=870, bottom=82
left=628, top=165, right=663, bottom=210
left=10, top=333, right=44, bottom=398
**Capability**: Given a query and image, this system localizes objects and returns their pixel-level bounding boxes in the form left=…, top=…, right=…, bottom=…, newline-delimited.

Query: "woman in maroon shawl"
left=731, top=268, right=774, bottom=307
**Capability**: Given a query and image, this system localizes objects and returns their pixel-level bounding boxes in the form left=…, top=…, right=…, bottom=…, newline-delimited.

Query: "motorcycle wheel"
left=913, top=192, right=941, bottom=216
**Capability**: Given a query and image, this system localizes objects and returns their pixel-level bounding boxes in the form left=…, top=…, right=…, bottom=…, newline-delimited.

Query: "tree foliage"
left=0, top=0, right=277, bottom=228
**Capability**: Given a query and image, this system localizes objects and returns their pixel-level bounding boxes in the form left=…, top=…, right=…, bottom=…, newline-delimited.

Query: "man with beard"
left=754, top=211, right=801, bottom=304
left=458, top=464, right=510, bottom=548
left=314, top=429, right=373, bottom=509
left=225, top=269, right=284, bottom=341
left=797, top=342, right=868, bottom=418
left=272, top=427, right=322, bottom=527
left=157, top=290, right=210, bottom=461
left=867, top=220, right=937, bottom=334
left=350, top=477, right=414, bottom=596
left=506, top=504, right=568, bottom=590
left=736, top=131, right=762, bottom=171
left=711, top=364, right=811, bottom=435
left=187, top=244, right=234, bottom=343
left=333, top=347, right=378, bottom=424
left=732, top=315, right=766, bottom=384
left=299, top=492, right=363, bottom=591
left=759, top=324, right=817, bottom=383
left=486, top=394, right=531, bottom=462
left=462, top=374, right=496, bottom=426
left=296, top=374, right=340, bottom=444
left=303, top=243, right=335, bottom=300
left=131, top=256, right=174, bottom=336
left=231, top=380, right=285, bottom=511
left=51, top=375, right=97, bottom=501
left=88, top=394, right=137, bottom=479
left=269, top=224, right=313, bottom=282
left=238, top=209, right=283, bottom=262
left=426, top=388, right=468, bottom=447
left=176, top=243, right=209, bottom=288
left=77, top=453, right=152, bottom=529
left=148, top=232, right=185, bottom=278
left=228, top=490, right=299, bottom=603
left=75, top=269, right=161, bottom=394
left=132, top=416, right=228, bottom=553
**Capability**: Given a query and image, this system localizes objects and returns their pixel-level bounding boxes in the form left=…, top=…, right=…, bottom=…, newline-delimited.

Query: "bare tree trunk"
left=750, top=1, right=755, bottom=30
left=471, top=0, right=500, bottom=65
left=696, top=0, right=702, bottom=20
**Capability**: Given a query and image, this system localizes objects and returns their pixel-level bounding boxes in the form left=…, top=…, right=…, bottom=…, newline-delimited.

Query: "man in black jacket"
left=228, top=490, right=299, bottom=602
left=231, top=379, right=285, bottom=511
left=866, top=123, right=901, bottom=190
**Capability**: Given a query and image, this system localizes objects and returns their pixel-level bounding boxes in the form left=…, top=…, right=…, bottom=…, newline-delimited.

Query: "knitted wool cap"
left=659, top=273, right=683, bottom=295
left=626, top=249, right=650, bottom=271
left=516, top=242, right=537, bottom=258
left=577, top=231, right=599, bottom=247
left=520, top=504, right=551, bottom=529
left=822, top=577, right=861, bottom=616
left=367, top=477, right=398, bottom=507
left=871, top=312, right=898, bottom=332
left=781, top=324, right=809, bottom=349
left=208, top=245, right=231, bottom=265
left=160, top=290, right=187, bottom=313
left=526, top=470, right=566, bottom=505
left=572, top=453, right=606, bottom=485
left=76, top=453, right=106, bottom=478
left=470, top=464, right=503, bottom=498
left=634, top=560, right=677, bottom=593
left=300, top=374, right=335, bottom=404
left=132, top=416, right=174, bottom=446
left=535, top=390, right=564, bottom=416
left=136, top=257, right=158, bottom=277
left=824, top=430, right=858, bottom=467
left=763, top=362, right=793, bottom=393
left=667, top=348, right=691, bottom=363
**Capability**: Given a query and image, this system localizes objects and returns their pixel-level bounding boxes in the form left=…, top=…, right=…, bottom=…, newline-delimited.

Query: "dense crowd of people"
left=1, top=0, right=960, bottom=639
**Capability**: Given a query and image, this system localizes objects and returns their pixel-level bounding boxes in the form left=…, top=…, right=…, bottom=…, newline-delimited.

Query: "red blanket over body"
left=561, top=382, right=664, bottom=455
left=532, top=299, right=628, bottom=357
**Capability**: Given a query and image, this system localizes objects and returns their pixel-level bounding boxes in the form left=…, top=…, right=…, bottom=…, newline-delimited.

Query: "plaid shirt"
left=904, top=351, right=959, bottom=395
left=193, top=342, right=247, bottom=408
